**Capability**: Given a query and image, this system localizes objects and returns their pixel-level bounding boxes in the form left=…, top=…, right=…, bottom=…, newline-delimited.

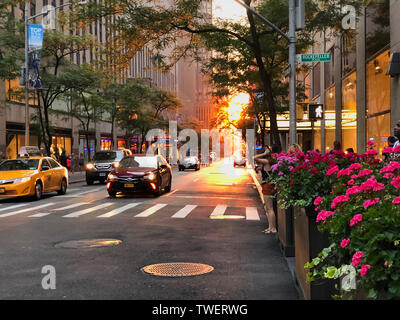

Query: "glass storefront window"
left=51, top=135, right=72, bottom=157
left=366, top=50, right=391, bottom=156
left=6, top=134, right=39, bottom=159
left=325, top=86, right=336, bottom=152
left=342, top=72, right=357, bottom=153
left=101, top=138, right=112, bottom=150
left=117, top=139, right=127, bottom=149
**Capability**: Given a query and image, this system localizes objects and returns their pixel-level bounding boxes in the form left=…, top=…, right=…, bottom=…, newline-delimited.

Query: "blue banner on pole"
left=28, top=24, right=44, bottom=90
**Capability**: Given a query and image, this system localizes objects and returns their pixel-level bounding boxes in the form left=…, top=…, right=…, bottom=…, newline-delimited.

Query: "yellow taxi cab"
left=0, top=156, right=69, bottom=200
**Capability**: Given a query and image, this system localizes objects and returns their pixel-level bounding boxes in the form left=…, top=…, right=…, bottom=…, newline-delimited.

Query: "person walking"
left=79, top=153, right=84, bottom=171
left=254, top=144, right=279, bottom=235
left=66, top=156, right=71, bottom=173
left=70, top=153, right=76, bottom=173
left=59, top=149, right=68, bottom=168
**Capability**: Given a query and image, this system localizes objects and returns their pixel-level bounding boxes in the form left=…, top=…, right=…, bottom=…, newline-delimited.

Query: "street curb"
left=69, top=179, right=85, bottom=184
left=246, top=164, right=265, bottom=206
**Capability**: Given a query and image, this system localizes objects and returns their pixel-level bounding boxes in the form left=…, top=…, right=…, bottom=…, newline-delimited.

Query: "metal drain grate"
left=55, top=238, right=122, bottom=249
left=141, top=262, right=214, bottom=277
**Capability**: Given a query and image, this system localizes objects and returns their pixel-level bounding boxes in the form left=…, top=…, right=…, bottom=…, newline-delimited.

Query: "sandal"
left=263, top=229, right=277, bottom=234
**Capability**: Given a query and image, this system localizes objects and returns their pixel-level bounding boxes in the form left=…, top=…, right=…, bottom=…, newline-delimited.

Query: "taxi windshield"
left=0, top=159, right=40, bottom=171
left=119, top=157, right=157, bottom=169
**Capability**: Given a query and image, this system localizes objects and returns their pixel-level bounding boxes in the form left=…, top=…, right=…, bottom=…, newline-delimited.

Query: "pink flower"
left=367, top=140, right=375, bottom=146
left=346, top=186, right=361, bottom=196
left=363, top=197, right=380, bottom=209
left=382, top=147, right=394, bottom=154
left=360, top=264, right=371, bottom=277
left=326, top=165, right=339, bottom=176
left=366, top=149, right=378, bottom=157
left=314, top=196, right=323, bottom=207
left=349, top=163, right=363, bottom=170
left=350, top=214, right=363, bottom=227
left=347, top=179, right=355, bottom=186
left=352, top=251, right=363, bottom=267
left=391, top=176, right=400, bottom=188
left=337, top=168, right=353, bottom=178
left=360, top=178, right=385, bottom=192
left=392, top=196, right=400, bottom=204
left=340, top=238, right=350, bottom=248
left=357, top=169, right=373, bottom=178
left=331, top=195, right=350, bottom=209
left=316, top=210, right=335, bottom=223
left=383, top=173, right=394, bottom=179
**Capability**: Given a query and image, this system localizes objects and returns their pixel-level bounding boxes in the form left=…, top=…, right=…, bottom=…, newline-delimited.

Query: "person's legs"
left=263, top=196, right=277, bottom=233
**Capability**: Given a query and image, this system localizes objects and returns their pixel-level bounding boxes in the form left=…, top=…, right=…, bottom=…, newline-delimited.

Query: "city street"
left=0, top=160, right=298, bottom=300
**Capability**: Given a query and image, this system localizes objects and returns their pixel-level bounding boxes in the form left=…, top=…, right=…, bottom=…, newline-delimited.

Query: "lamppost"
left=232, top=0, right=303, bottom=146
left=24, top=1, right=86, bottom=147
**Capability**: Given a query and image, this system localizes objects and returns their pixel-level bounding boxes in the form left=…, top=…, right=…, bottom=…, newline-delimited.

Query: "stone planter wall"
left=276, top=201, right=295, bottom=257
left=293, top=206, right=339, bottom=300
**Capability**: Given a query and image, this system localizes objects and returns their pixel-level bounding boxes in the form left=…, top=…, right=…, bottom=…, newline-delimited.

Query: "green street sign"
left=297, top=53, right=332, bottom=63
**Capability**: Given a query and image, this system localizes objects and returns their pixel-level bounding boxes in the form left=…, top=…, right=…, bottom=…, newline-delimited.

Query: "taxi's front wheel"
left=57, top=178, right=67, bottom=195
left=33, top=181, right=42, bottom=201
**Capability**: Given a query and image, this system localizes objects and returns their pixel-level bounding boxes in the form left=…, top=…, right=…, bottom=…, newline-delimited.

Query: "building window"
left=342, top=72, right=357, bottom=153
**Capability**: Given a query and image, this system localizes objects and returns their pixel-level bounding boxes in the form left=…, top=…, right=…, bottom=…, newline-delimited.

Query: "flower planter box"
left=276, top=201, right=295, bottom=257
left=293, top=206, right=339, bottom=300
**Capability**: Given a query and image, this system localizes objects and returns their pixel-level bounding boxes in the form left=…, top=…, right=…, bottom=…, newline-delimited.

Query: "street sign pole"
left=289, top=0, right=297, bottom=146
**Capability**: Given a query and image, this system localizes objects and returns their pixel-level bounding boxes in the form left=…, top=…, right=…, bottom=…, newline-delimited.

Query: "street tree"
left=76, top=0, right=367, bottom=151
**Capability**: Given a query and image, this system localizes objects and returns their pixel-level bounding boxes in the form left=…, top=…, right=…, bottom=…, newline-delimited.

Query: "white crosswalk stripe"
left=0, top=203, right=30, bottom=212
left=209, top=205, right=227, bottom=217
left=245, top=207, right=260, bottom=221
left=171, top=205, right=197, bottom=218
left=52, top=202, right=89, bottom=211
left=0, top=203, right=56, bottom=218
left=63, top=187, right=105, bottom=198
left=62, top=203, right=113, bottom=218
left=134, top=203, right=167, bottom=217
left=97, top=203, right=142, bottom=218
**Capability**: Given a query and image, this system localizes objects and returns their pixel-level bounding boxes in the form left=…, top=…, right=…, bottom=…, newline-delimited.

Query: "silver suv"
left=85, top=149, right=132, bottom=185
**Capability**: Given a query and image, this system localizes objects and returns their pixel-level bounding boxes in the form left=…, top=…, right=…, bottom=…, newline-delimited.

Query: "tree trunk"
left=245, top=1, right=282, bottom=151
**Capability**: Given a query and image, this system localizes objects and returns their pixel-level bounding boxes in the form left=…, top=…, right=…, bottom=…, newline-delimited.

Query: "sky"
left=213, top=0, right=247, bottom=22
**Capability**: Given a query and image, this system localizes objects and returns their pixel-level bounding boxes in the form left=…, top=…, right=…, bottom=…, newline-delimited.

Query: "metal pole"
left=24, top=3, right=29, bottom=147
left=288, top=0, right=297, bottom=146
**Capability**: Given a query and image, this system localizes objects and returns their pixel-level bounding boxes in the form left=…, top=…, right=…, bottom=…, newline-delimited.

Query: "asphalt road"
left=0, top=159, right=298, bottom=300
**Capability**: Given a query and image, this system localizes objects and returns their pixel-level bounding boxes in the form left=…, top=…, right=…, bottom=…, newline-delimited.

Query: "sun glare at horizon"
left=227, top=92, right=249, bottom=122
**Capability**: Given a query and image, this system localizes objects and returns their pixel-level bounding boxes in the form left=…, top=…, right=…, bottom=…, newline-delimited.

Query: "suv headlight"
left=108, top=174, right=117, bottom=180
left=86, top=163, right=94, bottom=170
left=14, top=177, right=31, bottom=183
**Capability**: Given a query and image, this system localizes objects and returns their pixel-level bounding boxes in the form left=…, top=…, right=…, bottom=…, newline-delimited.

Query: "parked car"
left=233, top=151, right=247, bottom=167
left=178, top=156, right=200, bottom=171
left=0, top=157, right=68, bottom=200
left=85, top=149, right=132, bottom=185
left=106, top=155, right=172, bottom=197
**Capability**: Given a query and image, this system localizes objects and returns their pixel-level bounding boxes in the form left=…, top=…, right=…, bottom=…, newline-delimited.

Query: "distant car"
left=0, top=157, right=68, bottom=200
left=178, top=156, right=200, bottom=171
left=233, top=151, right=247, bottom=167
left=106, top=155, right=172, bottom=197
left=85, top=149, right=132, bottom=185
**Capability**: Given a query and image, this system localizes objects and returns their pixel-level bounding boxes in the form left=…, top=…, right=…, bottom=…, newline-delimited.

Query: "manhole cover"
left=141, top=262, right=214, bottom=277
left=210, top=215, right=245, bottom=220
left=55, top=238, right=122, bottom=249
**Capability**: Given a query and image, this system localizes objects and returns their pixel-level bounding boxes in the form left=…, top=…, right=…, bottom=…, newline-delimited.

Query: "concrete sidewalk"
left=68, top=171, right=86, bottom=184
left=247, top=165, right=300, bottom=299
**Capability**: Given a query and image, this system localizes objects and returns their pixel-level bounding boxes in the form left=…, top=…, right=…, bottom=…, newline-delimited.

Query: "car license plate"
left=124, top=183, right=134, bottom=188
left=0, top=187, right=5, bottom=194
left=99, top=172, right=106, bottom=177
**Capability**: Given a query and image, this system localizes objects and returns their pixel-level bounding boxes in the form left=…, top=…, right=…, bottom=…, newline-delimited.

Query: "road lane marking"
left=0, top=203, right=55, bottom=218
left=193, top=178, right=199, bottom=182
left=62, top=203, right=113, bottom=218
left=134, top=203, right=167, bottom=217
left=168, top=195, right=253, bottom=201
left=210, top=205, right=227, bottom=217
left=0, top=203, right=30, bottom=212
left=165, top=189, right=178, bottom=197
left=97, top=203, right=142, bottom=218
left=29, top=212, right=52, bottom=218
left=52, top=202, right=90, bottom=211
left=246, top=207, right=260, bottom=221
left=63, top=187, right=105, bottom=197
left=171, top=205, right=197, bottom=218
